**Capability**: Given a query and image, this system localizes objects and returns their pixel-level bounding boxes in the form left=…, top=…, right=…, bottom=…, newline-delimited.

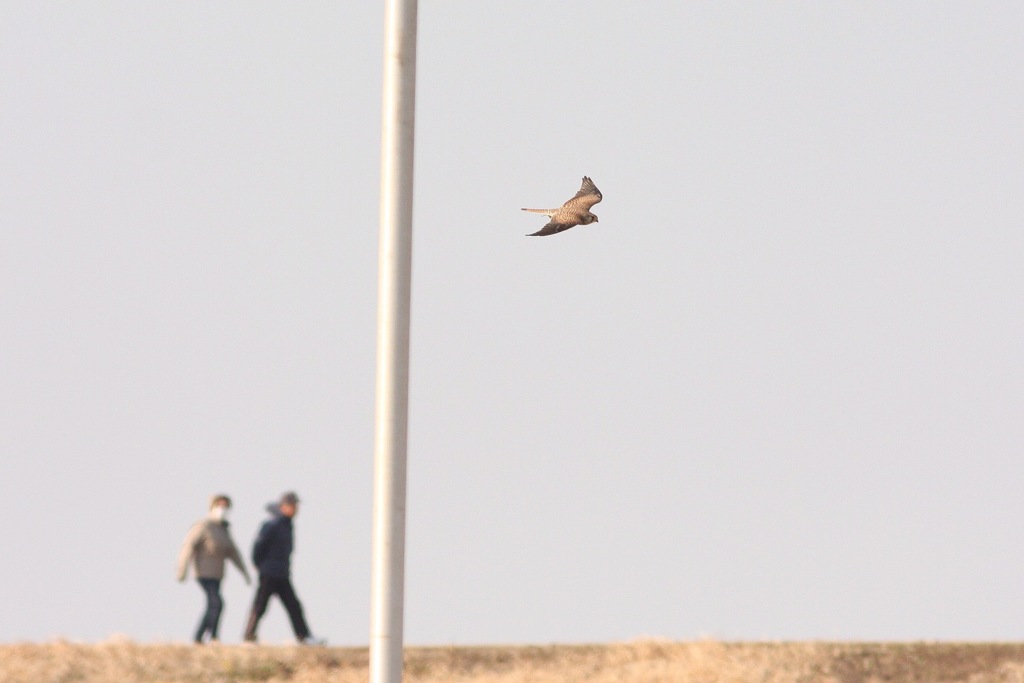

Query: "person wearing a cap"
left=242, top=491, right=324, bottom=645
left=176, top=494, right=251, bottom=644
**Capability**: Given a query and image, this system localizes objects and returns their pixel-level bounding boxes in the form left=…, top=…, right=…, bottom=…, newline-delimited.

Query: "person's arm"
left=252, top=520, right=274, bottom=568
left=176, top=522, right=203, bottom=582
left=228, top=537, right=252, bottom=584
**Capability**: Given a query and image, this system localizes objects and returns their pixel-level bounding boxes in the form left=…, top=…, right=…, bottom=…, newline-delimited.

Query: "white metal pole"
left=371, top=0, right=417, bottom=682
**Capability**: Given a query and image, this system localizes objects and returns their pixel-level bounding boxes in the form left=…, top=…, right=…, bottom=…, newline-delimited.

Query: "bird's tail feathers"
left=521, top=208, right=555, bottom=216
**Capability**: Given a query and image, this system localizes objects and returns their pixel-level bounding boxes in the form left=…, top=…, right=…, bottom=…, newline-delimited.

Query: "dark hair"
left=210, top=494, right=232, bottom=509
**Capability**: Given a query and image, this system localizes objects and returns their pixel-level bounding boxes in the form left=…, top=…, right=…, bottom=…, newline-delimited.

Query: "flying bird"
left=522, top=176, right=603, bottom=236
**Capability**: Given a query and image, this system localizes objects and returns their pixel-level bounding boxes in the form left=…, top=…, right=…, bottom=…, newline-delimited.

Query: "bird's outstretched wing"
left=527, top=221, right=576, bottom=237
left=563, top=176, right=602, bottom=211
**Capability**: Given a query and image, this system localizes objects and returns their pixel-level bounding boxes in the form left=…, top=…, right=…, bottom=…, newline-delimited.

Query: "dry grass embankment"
left=5, top=640, right=1024, bottom=683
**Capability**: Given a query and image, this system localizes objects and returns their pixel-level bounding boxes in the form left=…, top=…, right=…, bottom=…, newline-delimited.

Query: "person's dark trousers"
left=194, top=578, right=224, bottom=643
left=243, top=575, right=311, bottom=642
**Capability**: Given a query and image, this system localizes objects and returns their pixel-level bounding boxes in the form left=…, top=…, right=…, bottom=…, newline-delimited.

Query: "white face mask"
left=210, top=506, right=229, bottom=522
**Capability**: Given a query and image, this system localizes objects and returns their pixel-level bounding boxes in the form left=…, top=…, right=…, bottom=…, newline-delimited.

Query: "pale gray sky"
left=2, top=2, right=1023, bottom=645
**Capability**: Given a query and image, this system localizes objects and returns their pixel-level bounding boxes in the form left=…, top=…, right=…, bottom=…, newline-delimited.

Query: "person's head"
left=209, top=494, right=232, bottom=521
left=279, top=491, right=300, bottom=518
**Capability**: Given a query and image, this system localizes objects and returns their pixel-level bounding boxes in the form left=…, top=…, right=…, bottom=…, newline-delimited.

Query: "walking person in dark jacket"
left=242, top=492, right=324, bottom=645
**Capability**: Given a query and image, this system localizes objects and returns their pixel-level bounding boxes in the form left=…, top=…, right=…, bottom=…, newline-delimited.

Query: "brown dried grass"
left=3, top=640, right=1024, bottom=683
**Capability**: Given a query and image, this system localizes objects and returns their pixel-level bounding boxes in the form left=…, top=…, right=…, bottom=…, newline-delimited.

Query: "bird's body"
left=522, top=176, right=602, bottom=236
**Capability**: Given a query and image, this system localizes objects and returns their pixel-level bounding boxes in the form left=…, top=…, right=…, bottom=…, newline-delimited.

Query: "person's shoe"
left=300, top=636, right=326, bottom=646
